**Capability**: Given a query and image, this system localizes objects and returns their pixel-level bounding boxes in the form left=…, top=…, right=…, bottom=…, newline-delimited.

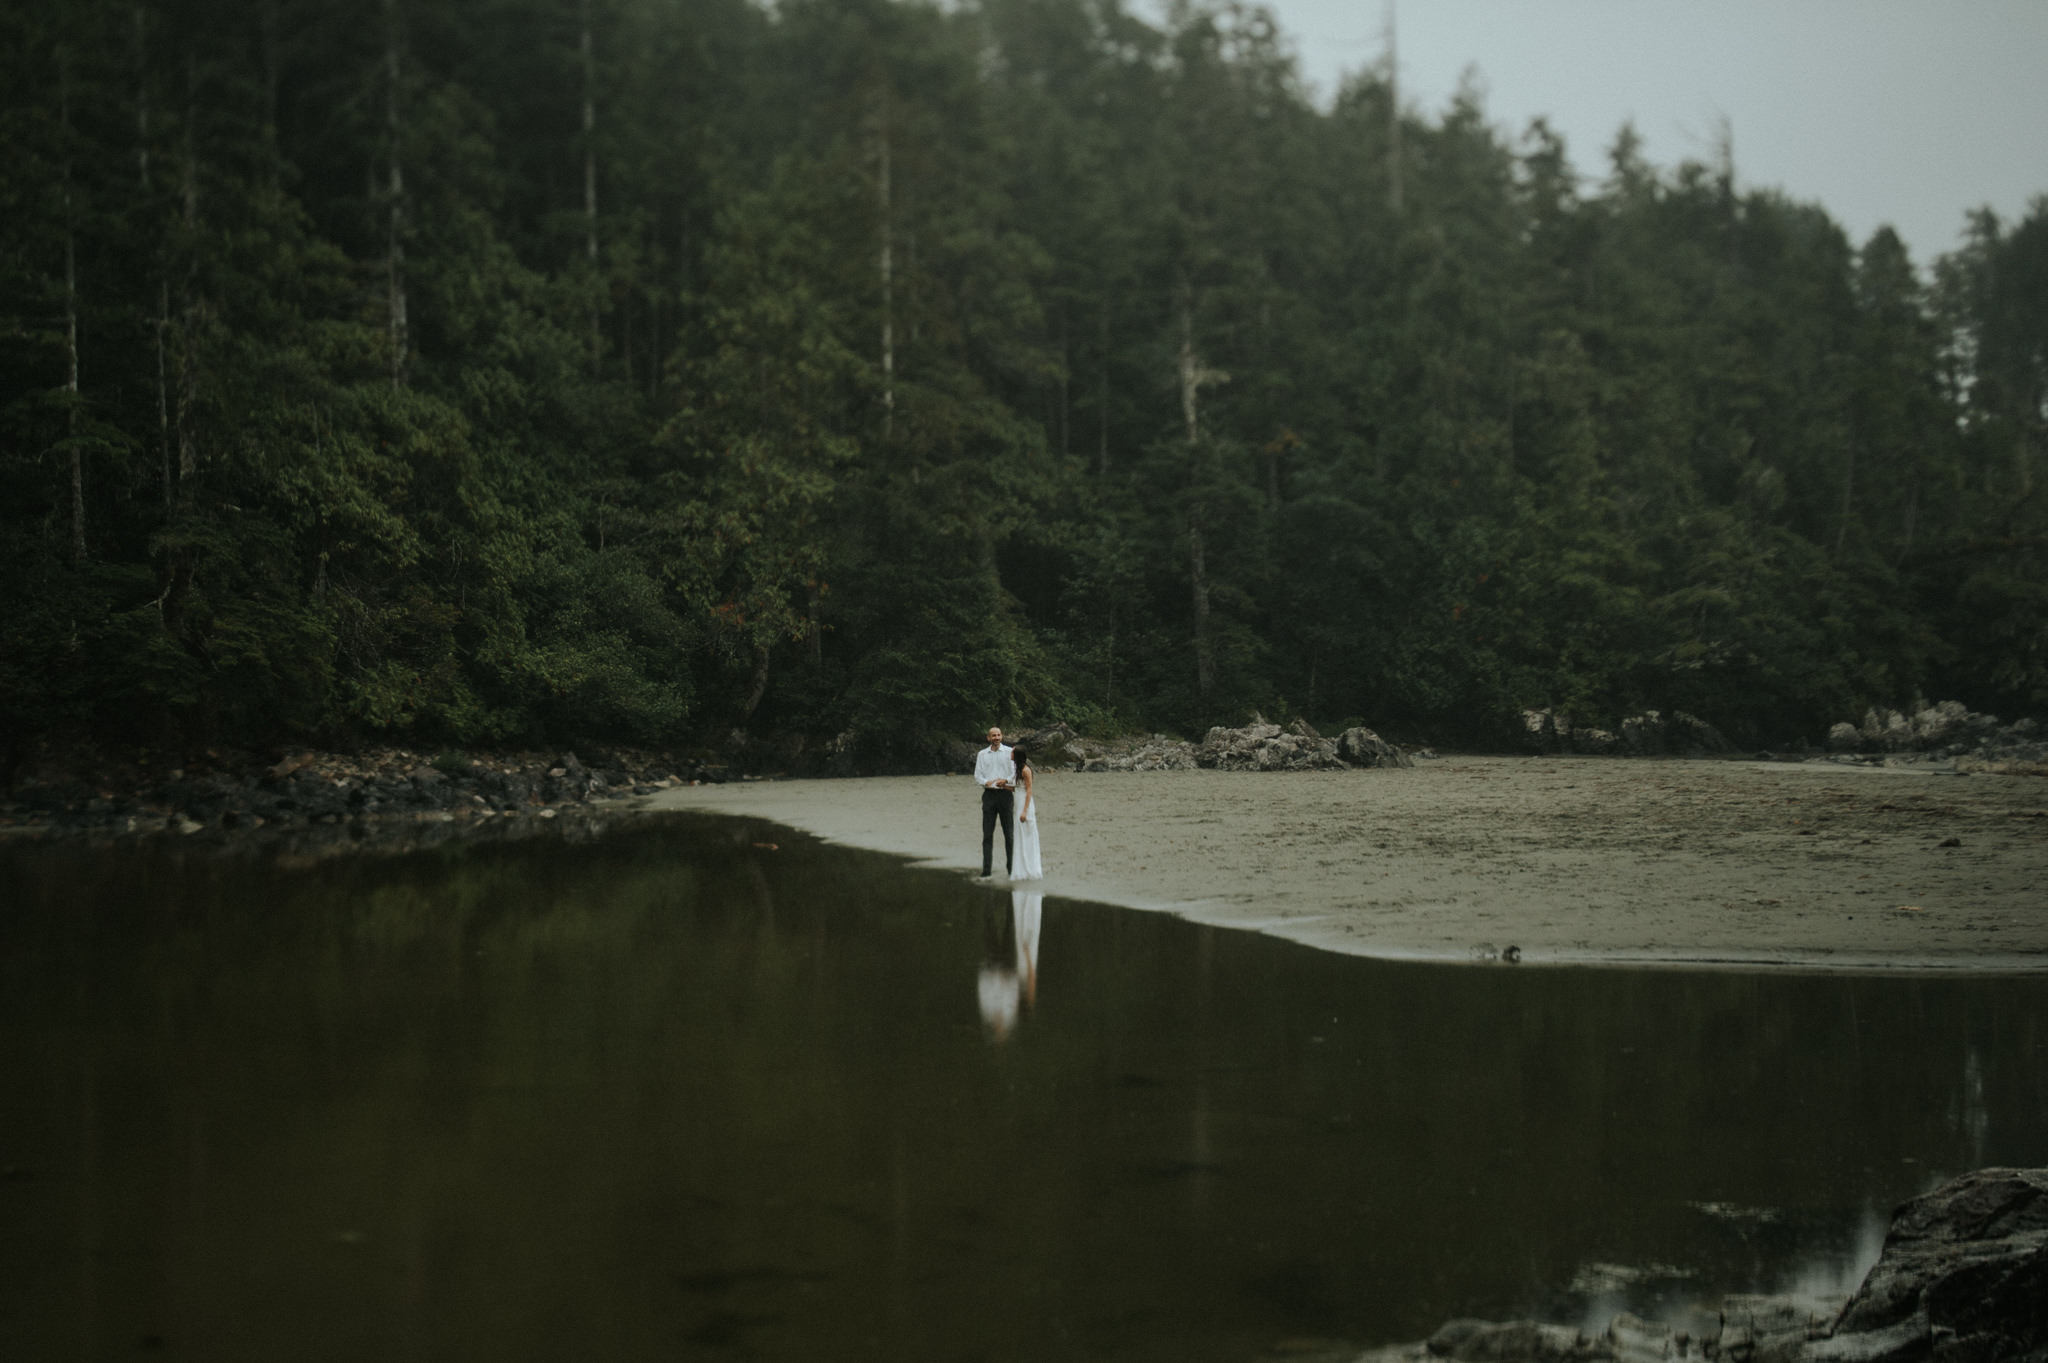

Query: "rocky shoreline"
left=1518, top=699, right=2047, bottom=777
left=1344, top=1166, right=2045, bottom=1363
left=8, top=696, right=2041, bottom=850
left=1821, top=701, right=2048, bottom=777
left=0, top=743, right=729, bottom=847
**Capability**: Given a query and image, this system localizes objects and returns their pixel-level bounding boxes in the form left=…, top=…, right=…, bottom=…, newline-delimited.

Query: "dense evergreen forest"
left=4, top=0, right=2045, bottom=769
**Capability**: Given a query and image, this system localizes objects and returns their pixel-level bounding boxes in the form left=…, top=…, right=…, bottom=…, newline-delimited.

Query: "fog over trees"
left=4, top=0, right=2044, bottom=765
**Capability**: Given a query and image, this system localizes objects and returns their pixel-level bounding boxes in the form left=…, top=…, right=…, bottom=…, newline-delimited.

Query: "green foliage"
left=0, top=0, right=2042, bottom=764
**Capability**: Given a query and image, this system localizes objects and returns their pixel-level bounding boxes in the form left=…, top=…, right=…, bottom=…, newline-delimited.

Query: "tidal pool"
left=3, top=814, right=2044, bottom=1361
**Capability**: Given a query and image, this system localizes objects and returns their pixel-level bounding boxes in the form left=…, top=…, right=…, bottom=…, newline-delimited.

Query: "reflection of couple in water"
left=978, top=890, right=1042, bottom=1041
left=974, top=726, right=1047, bottom=1040
left=973, top=726, right=1043, bottom=881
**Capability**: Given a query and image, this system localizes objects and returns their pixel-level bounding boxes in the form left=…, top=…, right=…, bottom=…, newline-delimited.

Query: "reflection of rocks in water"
left=1347, top=1167, right=2046, bottom=1363
left=1688, top=1203, right=1785, bottom=1226
left=1568, top=1263, right=1694, bottom=1296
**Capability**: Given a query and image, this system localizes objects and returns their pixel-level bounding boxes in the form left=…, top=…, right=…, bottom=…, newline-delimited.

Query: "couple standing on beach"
left=974, top=727, right=1043, bottom=880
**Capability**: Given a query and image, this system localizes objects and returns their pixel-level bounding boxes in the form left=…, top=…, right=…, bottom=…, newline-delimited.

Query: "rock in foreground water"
left=1350, top=1167, right=2046, bottom=1363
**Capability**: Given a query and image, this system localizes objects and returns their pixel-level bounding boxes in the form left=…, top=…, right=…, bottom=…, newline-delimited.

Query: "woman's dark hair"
left=1011, top=745, right=1030, bottom=769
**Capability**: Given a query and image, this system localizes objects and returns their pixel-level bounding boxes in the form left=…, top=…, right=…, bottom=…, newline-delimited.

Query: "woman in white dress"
left=1011, top=744, right=1044, bottom=880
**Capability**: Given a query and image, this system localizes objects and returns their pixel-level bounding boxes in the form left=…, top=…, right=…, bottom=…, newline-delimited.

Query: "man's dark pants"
left=981, top=786, right=1014, bottom=876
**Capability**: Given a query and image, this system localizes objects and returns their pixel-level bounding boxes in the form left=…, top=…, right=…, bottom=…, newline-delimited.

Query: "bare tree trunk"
left=135, top=11, right=173, bottom=511
left=1189, top=514, right=1214, bottom=700
left=581, top=0, right=599, bottom=375
left=62, top=50, right=84, bottom=563
left=157, top=281, right=171, bottom=511
left=1057, top=304, right=1069, bottom=457
left=805, top=582, right=822, bottom=667
left=1097, top=287, right=1111, bottom=476
left=1384, top=0, right=1402, bottom=214
left=1176, top=278, right=1200, bottom=446
left=1177, top=275, right=1227, bottom=702
left=260, top=0, right=281, bottom=185
left=383, top=0, right=407, bottom=391
left=1835, top=444, right=1855, bottom=554
left=1103, top=599, right=1115, bottom=706
left=176, top=56, right=198, bottom=476
left=133, top=8, right=149, bottom=188
left=871, top=92, right=893, bottom=437
left=739, top=644, right=771, bottom=721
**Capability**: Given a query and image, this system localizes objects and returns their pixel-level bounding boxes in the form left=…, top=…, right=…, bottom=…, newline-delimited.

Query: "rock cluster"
left=1355, top=1166, right=2048, bottom=1363
left=1824, top=702, right=2046, bottom=775
left=995, top=715, right=1415, bottom=773
left=1195, top=716, right=1413, bottom=771
left=1070, top=732, right=1202, bottom=773
left=1, top=744, right=711, bottom=841
left=1522, top=709, right=1732, bottom=757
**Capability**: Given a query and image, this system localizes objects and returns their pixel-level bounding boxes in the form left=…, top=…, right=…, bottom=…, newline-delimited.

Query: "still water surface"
left=3, top=814, right=2045, bottom=1360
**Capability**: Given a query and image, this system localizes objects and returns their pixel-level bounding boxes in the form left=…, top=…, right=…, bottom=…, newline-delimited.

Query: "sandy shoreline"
left=648, top=756, right=2048, bottom=972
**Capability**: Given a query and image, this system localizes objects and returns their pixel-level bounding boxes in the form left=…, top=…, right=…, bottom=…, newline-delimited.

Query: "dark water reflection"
left=2, top=815, right=2044, bottom=1361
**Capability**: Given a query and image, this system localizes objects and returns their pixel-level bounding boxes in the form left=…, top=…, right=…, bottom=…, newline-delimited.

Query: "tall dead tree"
left=134, top=8, right=174, bottom=511
left=1097, top=286, right=1111, bottom=475
left=1176, top=275, right=1228, bottom=701
left=581, top=0, right=599, bottom=374
left=60, top=47, right=84, bottom=562
left=383, top=0, right=407, bottom=390
left=870, top=90, right=894, bottom=438
left=1384, top=0, right=1402, bottom=214
left=156, top=279, right=171, bottom=509
left=260, top=0, right=281, bottom=185
left=176, top=54, right=198, bottom=476
left=133, top=8, right=149, bottom=186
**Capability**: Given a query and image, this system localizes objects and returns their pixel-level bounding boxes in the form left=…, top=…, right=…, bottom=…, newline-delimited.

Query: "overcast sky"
left=1210, top=0, right=2048, bottom=268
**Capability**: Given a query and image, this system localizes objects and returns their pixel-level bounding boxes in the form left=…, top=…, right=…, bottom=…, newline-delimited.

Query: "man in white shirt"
left=973, top=726, right=1016, bottom=877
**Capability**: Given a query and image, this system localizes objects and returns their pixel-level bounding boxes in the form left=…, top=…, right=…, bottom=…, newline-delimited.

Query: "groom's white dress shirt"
left=974, top=744, right=1015, bottom=790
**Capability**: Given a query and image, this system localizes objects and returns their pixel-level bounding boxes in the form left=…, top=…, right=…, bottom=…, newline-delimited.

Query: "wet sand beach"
left=651, top=757, right=2048, bottom=970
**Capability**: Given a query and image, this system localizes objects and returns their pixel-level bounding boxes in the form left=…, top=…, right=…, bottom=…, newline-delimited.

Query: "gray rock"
left=1195, top=713, right=1351, bottom=771
left=1064, top=732, right=1209, bottom=772
left=1338, top=726, right=1414, bottom=768
left=1824, top=700, right=2046, bottom=773
left=1351, top=1168, right=2046, bottom=1363
left=1523, top=709, right=1566, bottom=752
left=1522, top=708, right=1728, bottom=757
left=1574, top=727, right=1621, bottom=755
left=1815, top=1166, right=2047, bottom=1363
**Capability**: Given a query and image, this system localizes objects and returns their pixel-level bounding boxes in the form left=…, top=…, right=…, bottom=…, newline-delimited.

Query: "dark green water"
left=3, top=814, right=2045, bottom=1361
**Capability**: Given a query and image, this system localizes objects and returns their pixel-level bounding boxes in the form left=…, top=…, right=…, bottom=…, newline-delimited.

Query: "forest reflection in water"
left=1, top=814, right=2044, bottom=1362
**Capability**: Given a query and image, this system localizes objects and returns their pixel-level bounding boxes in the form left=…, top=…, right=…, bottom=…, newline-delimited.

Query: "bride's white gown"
left=1014, top=792, right=1044, bottom=880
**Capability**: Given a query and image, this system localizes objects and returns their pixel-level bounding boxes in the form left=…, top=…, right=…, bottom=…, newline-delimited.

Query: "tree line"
left=4, top=0, right=2044, bottom=768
